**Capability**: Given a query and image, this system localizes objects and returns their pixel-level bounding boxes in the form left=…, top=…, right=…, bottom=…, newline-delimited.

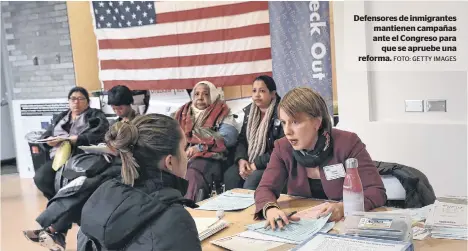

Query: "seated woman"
left=224, top=76, right=283, bottom=190
left=254, top=87, right=387, bottom=229
left=34, top=87, right=109, bottom=201
left=107, top=85, right=137, bottom=123
left=174, top=81, right=238, bottom=201
left=78, top=114, right=201, bottom=251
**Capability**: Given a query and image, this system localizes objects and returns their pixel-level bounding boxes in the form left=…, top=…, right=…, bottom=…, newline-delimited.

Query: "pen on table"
left=287, top=211, right=298, bottom=218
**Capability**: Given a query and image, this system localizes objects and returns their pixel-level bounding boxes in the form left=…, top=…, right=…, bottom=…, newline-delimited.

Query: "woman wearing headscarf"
left=224, top=75, right=283, bottom=190
left=174, top=81, right=238, bottom=201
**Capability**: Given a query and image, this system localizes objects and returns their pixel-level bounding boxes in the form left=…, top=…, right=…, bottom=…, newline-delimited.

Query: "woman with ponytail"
left=78, top=114, right=201, bottom=251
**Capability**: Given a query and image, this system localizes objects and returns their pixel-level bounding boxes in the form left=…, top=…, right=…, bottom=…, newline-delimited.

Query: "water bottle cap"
left=345, top=158, right=358, bottom=168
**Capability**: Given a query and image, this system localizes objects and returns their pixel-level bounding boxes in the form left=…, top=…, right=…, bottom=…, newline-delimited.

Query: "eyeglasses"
left=69, top=97, right=87, bottom=102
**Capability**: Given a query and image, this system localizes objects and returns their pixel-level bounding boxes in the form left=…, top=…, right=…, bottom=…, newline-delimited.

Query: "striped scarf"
left=246, top=97, right=277, bottom=163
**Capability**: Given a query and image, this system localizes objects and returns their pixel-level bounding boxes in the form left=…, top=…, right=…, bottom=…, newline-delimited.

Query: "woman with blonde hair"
left=174, top=81, right=238, bottom=201
left=254, top=87, right=386, bottom=229
left=78, top=114, right=201, bottom=251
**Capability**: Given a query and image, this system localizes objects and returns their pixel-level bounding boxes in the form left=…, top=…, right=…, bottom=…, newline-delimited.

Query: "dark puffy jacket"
left=78, top=170, right=201, bottom=251
left=36, top=156, right=121, bottom=228
left=40, top=108, right=109, bottom=155
left=374, top=161, right=436, bottom=208
left=234, top=97, right=284, bottom=170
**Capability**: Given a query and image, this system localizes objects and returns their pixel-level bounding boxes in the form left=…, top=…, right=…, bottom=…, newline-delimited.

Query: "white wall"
left=333, top=1, right=467, bottom=197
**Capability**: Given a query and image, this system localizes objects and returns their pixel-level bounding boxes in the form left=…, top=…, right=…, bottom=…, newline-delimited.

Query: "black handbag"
left=62, top=153, right=112, bottom=180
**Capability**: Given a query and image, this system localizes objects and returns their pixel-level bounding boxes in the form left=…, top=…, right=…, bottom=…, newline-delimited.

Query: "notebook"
left=193, top=217, right=229, bottom=241
left=211, top=234, right=285, bottom=251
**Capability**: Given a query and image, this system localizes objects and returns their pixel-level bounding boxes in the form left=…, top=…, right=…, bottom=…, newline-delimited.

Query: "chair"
left=374, top=161, right=436, bottom=209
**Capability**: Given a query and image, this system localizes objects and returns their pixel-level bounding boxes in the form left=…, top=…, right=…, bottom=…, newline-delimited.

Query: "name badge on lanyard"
left=323, top=163, right=346, bottom=181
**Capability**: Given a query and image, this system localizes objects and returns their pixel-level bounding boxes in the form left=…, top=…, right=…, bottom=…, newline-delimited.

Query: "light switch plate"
left=405, top=100, right=424, bottom=112
left=426, top=99, right=446, bottom=112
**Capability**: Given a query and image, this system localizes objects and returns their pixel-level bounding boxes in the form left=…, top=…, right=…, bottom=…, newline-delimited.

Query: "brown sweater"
left=254, top=128, right=387, bottom=218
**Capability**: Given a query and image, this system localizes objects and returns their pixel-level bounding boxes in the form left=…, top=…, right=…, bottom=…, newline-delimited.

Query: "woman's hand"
left=69, top=135, right=78, bottom=144
left=316, top=202, right=344, bottom=222
left=238, top=159, right=250, bottom=179
left=46, top=137, right=60, bottom=147
left=186, top=146, right=200, bottom=158
left=243, top=163, right=257, bottom=177
left=265, top=207, right=300, bottom=230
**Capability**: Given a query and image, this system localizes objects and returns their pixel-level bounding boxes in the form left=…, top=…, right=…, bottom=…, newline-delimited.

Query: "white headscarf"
left=191, top=81, right=224, bottom=105
left=190, top=81, right=236, bottom=128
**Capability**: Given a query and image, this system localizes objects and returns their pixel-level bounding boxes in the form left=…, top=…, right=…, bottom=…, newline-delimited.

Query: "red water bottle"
left=343, top=158, right=364, bottom=217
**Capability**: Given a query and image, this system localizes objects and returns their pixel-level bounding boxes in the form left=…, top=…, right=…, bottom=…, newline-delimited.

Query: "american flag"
left=91, top=1, right=272, bottom=90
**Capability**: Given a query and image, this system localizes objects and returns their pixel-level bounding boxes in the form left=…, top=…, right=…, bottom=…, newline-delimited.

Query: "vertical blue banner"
left=269, top=1, right=333, bottom=115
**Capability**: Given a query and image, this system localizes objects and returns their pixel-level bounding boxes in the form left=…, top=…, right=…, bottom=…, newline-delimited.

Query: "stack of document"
left=292, top=233, right=414, bottom=251
left=196, top=191, right=255, bottom=211
left=210, top=214, right=334, bottom=250
left=425, top=197, right=468, bottom=240
left=244, top=213, right=332, bottom=244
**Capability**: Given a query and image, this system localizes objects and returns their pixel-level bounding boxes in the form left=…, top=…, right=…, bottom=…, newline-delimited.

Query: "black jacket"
left=374, top=161, right=436, bottom=208
left=40, top=108, right=109, bottom=155
left=36, top=156, right=121, bottom=228
left=78, top=170, right=201, bottom=251
left=234, top=99, right=284, bottom=170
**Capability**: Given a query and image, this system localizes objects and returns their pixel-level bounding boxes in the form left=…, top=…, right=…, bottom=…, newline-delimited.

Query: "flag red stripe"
left=99, top=23, right=270, bottom=49
left=156, top=2, right=269, bottom=24
left=103, top=72, right=273, bottom=90
left=100, top=48, right=271, bottom=70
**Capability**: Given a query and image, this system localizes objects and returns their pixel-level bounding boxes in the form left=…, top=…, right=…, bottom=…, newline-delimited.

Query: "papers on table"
left=292, top=233, right=413, bottom=251
left=390, top=204, right=433, bottom=223
left=211, top=234, right=285, bottom=251
left=320, top=222, right=336, bottom=233
left=236, top=221, right=335, bottom=245
left=245, top=213, right=331, bottom=244
left=211, top=217, right=335, bottom=250
left=196, top=191, right=255, bottom=211
left=425, top=197, right=468, bottom=240
left=238, top=230, right=298, bottom=245
left=412, top=226, right=431, bottom=240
